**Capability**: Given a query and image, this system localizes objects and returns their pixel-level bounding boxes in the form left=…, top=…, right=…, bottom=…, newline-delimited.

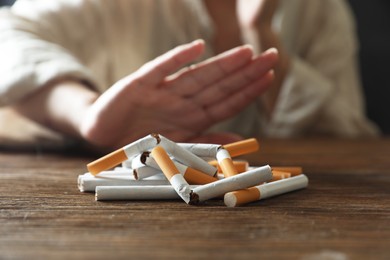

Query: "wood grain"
left=1, top=138, right=389, bottom=259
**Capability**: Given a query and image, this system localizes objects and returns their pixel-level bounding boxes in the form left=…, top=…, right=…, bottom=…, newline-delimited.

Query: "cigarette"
left=87, top=134, right=159, bottom=175
left=191, top=165, right=272, bottom=204
left=151, top=146, right=193, bottom=203
left=271, top=170, right=292, bottom=181
left=222, top=138, right=259, bottom=157
left=209, top=160, right=249, bottom=173
left=159, top=135, right=217, bottom=176
left=271, top=166, right=303, bottom=176
left=95, top=185, right=199, bottom=201
left=216, top=148, right=238, bottom=178
left=224, top=174, right=309, bottom=207
left=144, top=152, right=218, bottom=185
left=77, top=172, right=169, bottom=192
left=178, top=143, right=221, bottom=158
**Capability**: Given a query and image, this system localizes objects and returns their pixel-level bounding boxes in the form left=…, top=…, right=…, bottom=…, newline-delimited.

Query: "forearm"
left=12, top=79, right=99, bottom=139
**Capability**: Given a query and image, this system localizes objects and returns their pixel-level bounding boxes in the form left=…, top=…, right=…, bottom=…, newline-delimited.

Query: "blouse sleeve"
left=264, top=0, right=379, bottom=137
left=0, top=0, right=100, bottom=106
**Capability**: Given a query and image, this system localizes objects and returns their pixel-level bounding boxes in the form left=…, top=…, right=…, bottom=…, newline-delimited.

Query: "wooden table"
left=1, top=138, right=389, bottom=259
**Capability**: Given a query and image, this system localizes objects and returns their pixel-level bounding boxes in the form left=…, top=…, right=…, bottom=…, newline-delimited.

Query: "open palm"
left=81, top=40, right=278, bottom=149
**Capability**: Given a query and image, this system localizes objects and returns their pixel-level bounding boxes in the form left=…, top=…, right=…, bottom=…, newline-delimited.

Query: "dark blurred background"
left=0, top=0, right=14, bottom=6
left=0, top=0, right=389, bottom=134
left=347, top=0, right=390, bottom=134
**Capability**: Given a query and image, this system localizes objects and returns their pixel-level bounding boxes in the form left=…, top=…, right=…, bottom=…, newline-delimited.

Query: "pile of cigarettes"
left=78, top=133, right=308, bottom=207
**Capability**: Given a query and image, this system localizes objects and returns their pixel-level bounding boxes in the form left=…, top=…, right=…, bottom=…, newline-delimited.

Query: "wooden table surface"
left=1, top=138, right=389, bottom=259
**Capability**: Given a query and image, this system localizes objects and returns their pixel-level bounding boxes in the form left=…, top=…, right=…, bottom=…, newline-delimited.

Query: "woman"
left=0, top=0, right=378, bottom=151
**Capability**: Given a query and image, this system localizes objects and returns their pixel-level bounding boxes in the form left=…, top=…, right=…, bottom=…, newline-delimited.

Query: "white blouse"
left=0, top=0, right=379, bottom=138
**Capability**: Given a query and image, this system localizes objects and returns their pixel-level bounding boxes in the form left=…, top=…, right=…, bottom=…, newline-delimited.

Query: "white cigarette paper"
left=257, top=174, right=308, bottom=199
left=130, top=154, right=144, bottom=169
left=191, top=165, right=272, bottom=204
left=122, top=134, right=159, bottom=158
left=95, top=185, right=197, bottom=201
left=178, top=143, right=221, bottom=158
left=78, top=172, right=168, bottom=192
left=121, top=159, right=132, bottom=169
left=128, top=153, right=162, bottom=180
left=133, top=165, right=162, bottom=180
left=224, top=174, right=309, bottom=207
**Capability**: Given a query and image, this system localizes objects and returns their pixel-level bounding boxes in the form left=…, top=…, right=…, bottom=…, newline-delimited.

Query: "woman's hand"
left=81, top=40, right=278, bottom=149
left=237, top=0, right=289, bottom=116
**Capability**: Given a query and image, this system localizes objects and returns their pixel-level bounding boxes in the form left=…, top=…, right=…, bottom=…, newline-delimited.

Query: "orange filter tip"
left=87, top=148, right=128, bottom=175
left=223, top=138, right=259, bottom=157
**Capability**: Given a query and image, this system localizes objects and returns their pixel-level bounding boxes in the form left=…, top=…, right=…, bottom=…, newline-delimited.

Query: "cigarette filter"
left=151, top=146, right=193, bottom=203
left=96, top=185, right=198, bottom=201
left=87, top=134, right=159, bottom=175
left=77, top=172, right=169, bottom=192
left=271, top=170, right=292, bottom=181
left=209, top=160, right=249, bottom=173
left=191, top=165, right=272, bottom=204
left=222, top=138, right=259, bottom=157
left=178, top=165, right=218, bottom=185
left=216, top=148, right=238, bottom=178
left=159, top=136, right=217, bottom=176
left=271, top=166, right=303, bottom=176
left=224, top=174, right=309, bottom=207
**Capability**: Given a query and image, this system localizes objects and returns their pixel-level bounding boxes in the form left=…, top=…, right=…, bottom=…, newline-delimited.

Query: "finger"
left=193, top=48, right=279, bottom=107
left=119, top=39, right=206, bottom=89
left=204, top=70, right=275, bottom=122
left=164, top=45, right=254, bottom=96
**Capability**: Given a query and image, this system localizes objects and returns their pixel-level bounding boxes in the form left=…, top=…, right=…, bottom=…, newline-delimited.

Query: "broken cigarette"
left=151, top=145, right=193, bottom=203
left=95, top=185, right=199, bottom=201
left=191, top=165, right=272, bottom=204
left=224, top=174, right=309, bottom=207
left=87, top=134, right=159, bottom=175
left=216, top=148, right=238, bottom=178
